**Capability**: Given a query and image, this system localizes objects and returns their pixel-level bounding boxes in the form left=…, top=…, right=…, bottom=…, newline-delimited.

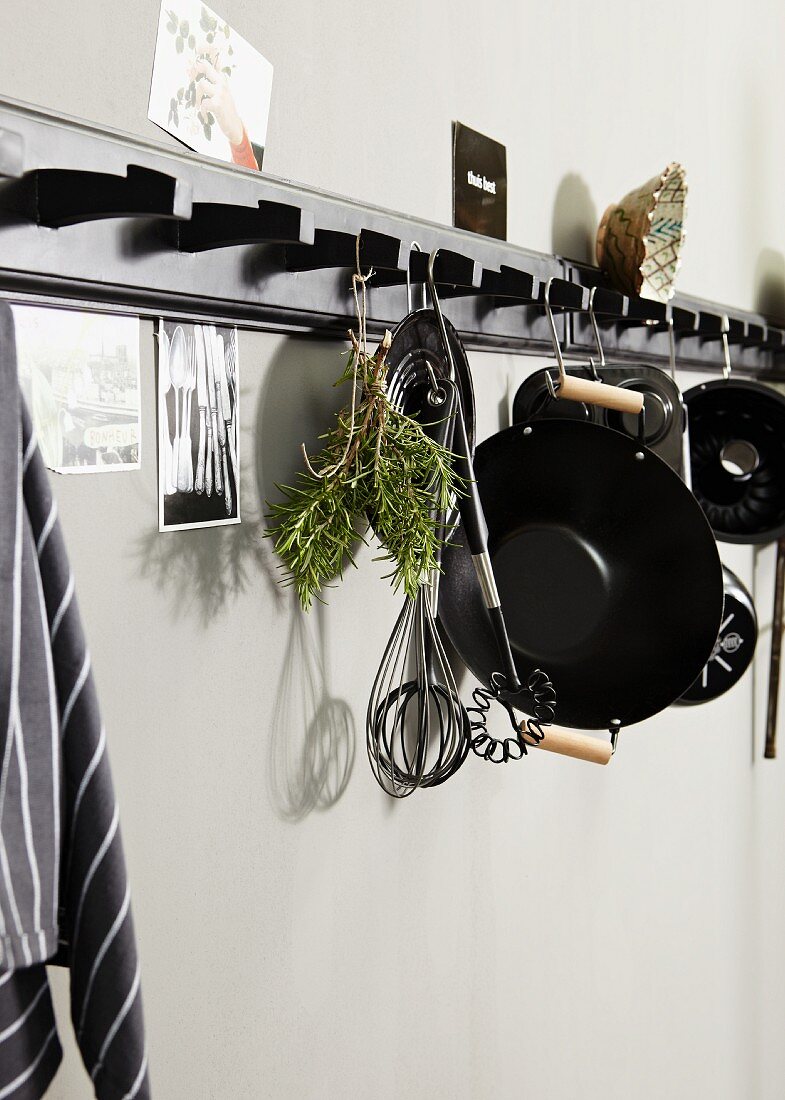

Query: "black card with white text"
left=452, top=122, right=507, bottom=240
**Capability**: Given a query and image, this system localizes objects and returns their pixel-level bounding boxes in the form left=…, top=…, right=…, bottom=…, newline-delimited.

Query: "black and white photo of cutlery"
left=158, top=319, right=240, bottom=531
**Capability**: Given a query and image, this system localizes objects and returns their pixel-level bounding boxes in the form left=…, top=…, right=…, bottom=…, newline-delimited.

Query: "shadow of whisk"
left=268, top=599, right=356, bottom=821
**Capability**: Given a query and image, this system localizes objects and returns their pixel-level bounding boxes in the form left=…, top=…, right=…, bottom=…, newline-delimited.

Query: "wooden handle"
left=557, top=374, right=644, bottom=414
left=522, top=724, right=613, bottom=765
left=764, top=538, right=785, bottom=759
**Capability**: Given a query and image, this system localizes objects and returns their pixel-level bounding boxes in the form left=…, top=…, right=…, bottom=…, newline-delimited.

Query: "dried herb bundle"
left=266, top=332, right=459, bottom=610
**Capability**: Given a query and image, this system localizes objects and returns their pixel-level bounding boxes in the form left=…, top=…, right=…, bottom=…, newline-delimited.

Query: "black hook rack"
left=0, top=127, right=23, bottom=178
left=284, top=228, right=408, bottom=274
left=0, top=164, right=192, bottom=227
left=486, top=265, right=540, bottom=303
left=0, top=96, right=782, bottom=379
left=392, top=247, right=482, bottom=291
left=177, top=199, right=314, bottom=252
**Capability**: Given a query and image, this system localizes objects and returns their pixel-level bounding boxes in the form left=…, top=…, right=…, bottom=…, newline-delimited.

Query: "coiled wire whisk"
left=366, top=584, right=471, bottom=797
left=467, top=668, right=556, bottom=764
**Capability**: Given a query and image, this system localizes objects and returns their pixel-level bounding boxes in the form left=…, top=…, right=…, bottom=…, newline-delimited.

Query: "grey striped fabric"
left=0, top=303, right=150, bottom=1099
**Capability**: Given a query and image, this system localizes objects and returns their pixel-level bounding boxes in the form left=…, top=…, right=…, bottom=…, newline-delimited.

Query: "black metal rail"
left=0, top=96, right=783, bottom=378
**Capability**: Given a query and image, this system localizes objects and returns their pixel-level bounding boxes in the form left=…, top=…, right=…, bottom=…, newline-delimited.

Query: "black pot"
left=513, top=363, right=686, bottom=477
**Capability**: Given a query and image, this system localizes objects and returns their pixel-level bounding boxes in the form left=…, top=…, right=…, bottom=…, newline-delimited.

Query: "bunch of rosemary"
left=266, top=330, right=459, bottom=610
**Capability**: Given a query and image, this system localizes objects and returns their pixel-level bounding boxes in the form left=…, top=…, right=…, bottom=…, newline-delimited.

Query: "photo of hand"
left=190, top=56, right=258, bottom=169
left=149, top=1, right=272, bottom=170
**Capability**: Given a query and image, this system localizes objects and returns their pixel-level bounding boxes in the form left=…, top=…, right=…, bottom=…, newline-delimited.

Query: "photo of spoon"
left=158, top=325, right=176, bottom=495
left=168, top=325, right=188, bottom=491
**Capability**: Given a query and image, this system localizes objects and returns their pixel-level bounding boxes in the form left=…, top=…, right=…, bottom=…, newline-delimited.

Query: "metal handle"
left=453, top=423, right=520, bottom=692
left=764, top=538, right=785, bottom=759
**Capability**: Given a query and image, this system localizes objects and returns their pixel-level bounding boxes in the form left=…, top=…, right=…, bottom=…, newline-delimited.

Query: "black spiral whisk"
left=467, top=668, right=557, bottom=764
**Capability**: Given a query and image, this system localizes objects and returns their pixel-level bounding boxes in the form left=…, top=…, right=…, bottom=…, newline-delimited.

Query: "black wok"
left=439, top=417, right=725, bottom=730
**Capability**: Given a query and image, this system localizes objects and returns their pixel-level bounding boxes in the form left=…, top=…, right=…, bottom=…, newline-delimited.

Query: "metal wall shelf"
left=0, top=95, right=783, bottom=379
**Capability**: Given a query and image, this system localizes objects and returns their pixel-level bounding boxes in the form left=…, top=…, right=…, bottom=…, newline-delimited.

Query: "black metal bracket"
left=567, top=265, right=784, bottom=375
left=285, top=227, right=408, bottom=274
left=0, top=97, right=782, bottom=378
left=177, top=199, right=314, bottom=251
left=0, top=128, right=23, bottom=178
left=0, top=163, right=192, bottom=227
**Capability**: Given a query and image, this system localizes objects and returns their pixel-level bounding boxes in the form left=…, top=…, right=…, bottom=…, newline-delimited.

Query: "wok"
left=439, top=415, right=725, bottom=730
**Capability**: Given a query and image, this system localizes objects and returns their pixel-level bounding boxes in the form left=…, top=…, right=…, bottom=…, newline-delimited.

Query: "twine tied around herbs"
left=301, top=239, right=389, bottom=480
left=266, top=239, right=459, bottom=610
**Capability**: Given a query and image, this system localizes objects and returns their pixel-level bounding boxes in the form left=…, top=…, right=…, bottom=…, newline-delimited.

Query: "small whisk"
left=366, top=580, right=470, bottom=797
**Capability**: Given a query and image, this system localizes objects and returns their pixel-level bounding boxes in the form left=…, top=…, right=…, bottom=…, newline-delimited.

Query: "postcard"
left=12, top=305, right=141, bottom=474
left=453, top=121, right=507, bottom=241
left=148, top=1, right=273, bottom=171
left=158, top=319, right=240, bottom=531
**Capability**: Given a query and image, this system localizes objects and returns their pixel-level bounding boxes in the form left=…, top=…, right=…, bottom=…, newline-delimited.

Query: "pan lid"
left=385, top=309, right=476, bottom=454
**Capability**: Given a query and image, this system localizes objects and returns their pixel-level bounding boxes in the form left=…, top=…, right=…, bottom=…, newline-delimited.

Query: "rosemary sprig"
left=266, top=332, right=459, bottom=610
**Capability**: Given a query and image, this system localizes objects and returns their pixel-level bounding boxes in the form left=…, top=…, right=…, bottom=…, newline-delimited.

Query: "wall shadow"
left=256, top=336, right=359, bottom=820
left=267, top=595, right=356, bottom=821
left=134, top=385, right=283, bottom=626
left=551, top=173, right=598, bottom=264
left=255, top=335, right=350, bottom=505
left=754, top=249, right=785, bottom=322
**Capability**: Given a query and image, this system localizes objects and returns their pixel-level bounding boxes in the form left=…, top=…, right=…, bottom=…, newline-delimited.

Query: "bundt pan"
left=684, top=379, right=785, bottom=544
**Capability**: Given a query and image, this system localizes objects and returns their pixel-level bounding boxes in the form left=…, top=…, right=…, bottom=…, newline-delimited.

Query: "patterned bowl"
left=596, top=163, right=687, bottom=303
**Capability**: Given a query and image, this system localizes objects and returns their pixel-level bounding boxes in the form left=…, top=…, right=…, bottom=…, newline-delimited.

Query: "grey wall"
left=2, top=2, right=785, bottom=1097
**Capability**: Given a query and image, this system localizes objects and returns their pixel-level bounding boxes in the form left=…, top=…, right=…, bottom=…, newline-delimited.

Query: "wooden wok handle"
left=764, top=537, right=785, bottom=759
left=521, top=724, right=613, bottom=765
left=556, top=374, right=644, bottom=415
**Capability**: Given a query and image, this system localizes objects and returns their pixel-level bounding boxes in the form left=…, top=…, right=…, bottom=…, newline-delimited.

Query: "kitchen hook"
left=406, top=242, right=427, bottom=314
left=424, top=249, right=456, bottom=404
left=587, top=286, right=605, bottom=380
left=543, top=276, right=645, bottom=419
left=721, top=314, right=732, bottom=381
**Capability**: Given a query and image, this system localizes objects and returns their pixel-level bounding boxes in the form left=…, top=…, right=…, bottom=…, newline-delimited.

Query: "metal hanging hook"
left=721, top=314, right=732, bottom=382
left=666, top=307, right=677, bottom=382
left=413, top=248, right=448, bottom=404
left=406, top=241, right=426, bottom=314
left=544, top=277, right=567, bottom=399
left=422, top=249, right=453, bottom=404
left=587, top=286, right=604, bottom=381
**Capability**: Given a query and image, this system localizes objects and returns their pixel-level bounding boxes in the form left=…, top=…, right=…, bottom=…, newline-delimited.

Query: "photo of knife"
left=204, top=323, right=223, bottom=496
left=194, top=326, right=208, bottom=494
left=216, top=334, right=235, bottom=517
